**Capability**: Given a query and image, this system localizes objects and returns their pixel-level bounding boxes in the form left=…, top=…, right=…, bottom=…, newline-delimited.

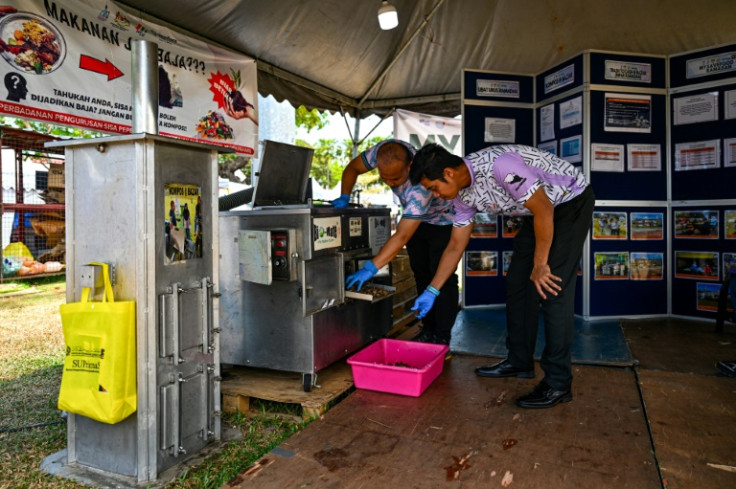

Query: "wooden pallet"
left=221, top=361, right=355, bottom=421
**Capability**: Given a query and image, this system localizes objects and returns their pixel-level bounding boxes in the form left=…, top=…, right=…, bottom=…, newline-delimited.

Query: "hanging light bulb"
left=377, top=1, right=399, bottom=30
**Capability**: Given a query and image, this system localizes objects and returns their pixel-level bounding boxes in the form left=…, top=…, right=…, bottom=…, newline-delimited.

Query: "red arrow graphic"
left=79, top=55, right=124, bottom=81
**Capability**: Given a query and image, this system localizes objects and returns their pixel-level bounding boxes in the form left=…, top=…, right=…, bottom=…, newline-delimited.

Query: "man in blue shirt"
left=333, top=140, right=458, bottom=344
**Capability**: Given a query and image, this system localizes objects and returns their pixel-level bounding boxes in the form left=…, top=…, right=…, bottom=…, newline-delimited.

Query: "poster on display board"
left=592, top=211, right=627, bottom=240
left=594, top=252, right=629, bottom=280
left=0, top=0, right=258, bottom=155
left=604, top=93, right=651, bottom=133
left=465, top=251, right=497, bottom=276
left=630, top=212, right=663, bottom=240
left=470, top=213, right=497, bottom=237
left=674, top=250, right=719, bottom=281
left=674, top=140, right=720, bottom=171
left=673, top=92, right=719, bottom=125
left=725, top=210, right=736, bottom=239
left=696, top=282, right=722, bottom=312
left=591, top=143, right=624, bottom=172
left=627, top=143, right=661, bottom=172
left=502, top=250, right=513, bottom=276
left=673, top=210, right=719, bottom=239
left=629, top=252, right=663, bottom=281
left=725, top=138, right=736, bottom=167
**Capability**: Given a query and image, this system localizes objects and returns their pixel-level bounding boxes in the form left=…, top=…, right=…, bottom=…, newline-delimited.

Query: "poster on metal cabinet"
left=0, top=0, right=258, bottom=155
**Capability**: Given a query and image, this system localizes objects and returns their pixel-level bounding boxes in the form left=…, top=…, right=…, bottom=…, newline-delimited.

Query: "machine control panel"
left=271, top=230, right=290, bottom=280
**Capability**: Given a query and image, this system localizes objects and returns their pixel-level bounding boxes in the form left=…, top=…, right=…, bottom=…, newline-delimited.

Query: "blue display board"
left=589, top=52, right=667, bottom=88
left=670, top=44, right=736, bottom=88
left=588, top=91, right=668, bottom=201
left=463, top=70, right=534, bottom=104
left=536, top=54, right=584, bottom=103
left=671, top=205, right=735, bottom=318
left=588, top=206, right=668, bottom=316
left=669, top=83, right=736, bottom=201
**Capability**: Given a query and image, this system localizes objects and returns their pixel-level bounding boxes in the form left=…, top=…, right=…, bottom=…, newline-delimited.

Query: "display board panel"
left=588, top=206, right=668, bottom=316
left=589, top=91, right=668, bottom=201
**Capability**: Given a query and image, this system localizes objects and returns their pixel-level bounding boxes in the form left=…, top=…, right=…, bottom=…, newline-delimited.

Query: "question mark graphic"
left=10, top=74, right=20, bottom=89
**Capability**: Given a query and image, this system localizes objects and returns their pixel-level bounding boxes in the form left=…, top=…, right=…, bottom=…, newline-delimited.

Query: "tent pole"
left=352, top=111, right=361, bottom=158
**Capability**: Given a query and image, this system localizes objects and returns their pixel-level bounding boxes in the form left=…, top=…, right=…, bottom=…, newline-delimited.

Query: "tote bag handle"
left=80, top=262, right=115, bottom=303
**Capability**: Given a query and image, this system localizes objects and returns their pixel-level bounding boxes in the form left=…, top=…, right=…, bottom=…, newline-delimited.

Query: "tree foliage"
left=295, top=105, right=330, bottom=132
left=294, top=105, right=391, bottom=191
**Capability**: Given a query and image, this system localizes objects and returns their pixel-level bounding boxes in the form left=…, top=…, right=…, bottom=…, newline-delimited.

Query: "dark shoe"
left=716, top=360, right=736, bottom=377
left=515, top=382, right=572, bottom=409
left=475, top=359, right=534, bottom=378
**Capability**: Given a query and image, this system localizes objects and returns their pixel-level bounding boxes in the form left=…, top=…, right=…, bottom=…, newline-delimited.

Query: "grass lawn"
left=0, top=275, right=305, bottom=488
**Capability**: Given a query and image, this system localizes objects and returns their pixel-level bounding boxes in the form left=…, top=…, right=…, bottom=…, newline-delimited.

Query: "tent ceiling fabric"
left=117, top=0, right=736, bottom=117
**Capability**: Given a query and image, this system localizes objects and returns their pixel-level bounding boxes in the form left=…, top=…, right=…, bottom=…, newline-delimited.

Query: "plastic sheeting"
left=116, top=0, right=736, bottom=117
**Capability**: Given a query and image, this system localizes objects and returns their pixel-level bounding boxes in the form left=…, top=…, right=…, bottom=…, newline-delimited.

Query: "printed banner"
left=393, top=108, right=462, bottom=156
left=0, top=0, right=258, bottom=155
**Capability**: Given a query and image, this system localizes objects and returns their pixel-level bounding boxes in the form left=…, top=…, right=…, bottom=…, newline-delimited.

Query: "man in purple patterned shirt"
left=409, top=143, right=595, bottom=409
left=332, top=140, right=458, bottom=344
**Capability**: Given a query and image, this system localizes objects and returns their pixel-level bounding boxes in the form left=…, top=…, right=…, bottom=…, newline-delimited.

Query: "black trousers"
left=504, top=186, right=595, bottom=390
left=406, top=222, right=459, bottom=339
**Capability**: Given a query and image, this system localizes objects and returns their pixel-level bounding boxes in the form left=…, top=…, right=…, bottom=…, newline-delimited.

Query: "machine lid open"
left=253, top=140, right=314, bottom=207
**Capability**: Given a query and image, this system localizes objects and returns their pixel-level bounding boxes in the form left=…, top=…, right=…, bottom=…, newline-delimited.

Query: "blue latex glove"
left=411, top=289, right=438, bottom=319
left=331, top=194, right=350, bottom=208
left=346, top=261, right=378, bottom=291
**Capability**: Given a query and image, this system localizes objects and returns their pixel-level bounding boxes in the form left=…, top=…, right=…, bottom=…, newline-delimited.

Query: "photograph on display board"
left=502, top=216, right=523, bottom=238
left=630, top=212, right=664, bottom=240
left=674, top=210, right=719, bottom=239
left=592, top=211, right=628, bottom=240
left=696, top=282, right=722, bottom=312
left=594, top=252, right=629, bottom=280
left=726, top=210, right=736, bottom=239
left=630, top=252, right=664, bottom=281
left=164, top=183, right=203, bottom=264
left=471, top=213, right=498, bottom=237
left=502, top=251, right=513, bottom=276
left=674, top=251, right=719, bottom=281
left=466, top=251, right=498, bottom=276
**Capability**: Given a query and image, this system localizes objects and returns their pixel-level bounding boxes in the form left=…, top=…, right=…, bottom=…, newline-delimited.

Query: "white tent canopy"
left=117, top=0, right=736, bottom=118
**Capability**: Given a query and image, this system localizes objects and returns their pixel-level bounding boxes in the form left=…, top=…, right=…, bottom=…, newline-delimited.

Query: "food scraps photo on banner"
left=0, top=0, right=258, bottom=155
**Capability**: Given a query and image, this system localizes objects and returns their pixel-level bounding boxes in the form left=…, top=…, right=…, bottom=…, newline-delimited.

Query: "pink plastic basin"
left=347, top=338, right=449, bottom=397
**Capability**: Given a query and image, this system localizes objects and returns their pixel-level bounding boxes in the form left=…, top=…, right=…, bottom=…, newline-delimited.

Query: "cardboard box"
left=48, top=164, right=65, bottom=189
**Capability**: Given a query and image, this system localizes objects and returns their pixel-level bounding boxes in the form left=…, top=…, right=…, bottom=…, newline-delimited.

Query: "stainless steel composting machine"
left=219, top=141, right=393, bottom=391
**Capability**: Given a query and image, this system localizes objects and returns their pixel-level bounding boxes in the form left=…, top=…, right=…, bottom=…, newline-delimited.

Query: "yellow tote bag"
left=58, top=263, right=137, bottom=424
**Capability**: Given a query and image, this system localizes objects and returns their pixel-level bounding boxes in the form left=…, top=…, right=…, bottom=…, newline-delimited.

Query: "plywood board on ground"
left=223, top=358, right=661, bottom=488
left=638, top=369, right=736, bottom=489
